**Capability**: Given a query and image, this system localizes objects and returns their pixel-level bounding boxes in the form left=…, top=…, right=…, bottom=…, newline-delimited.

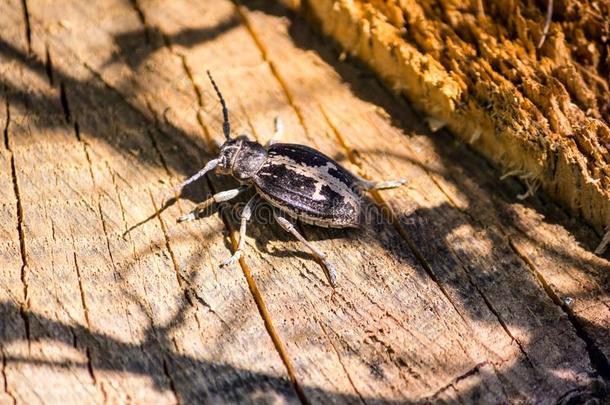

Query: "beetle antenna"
left=206, top=70, right=231, bottom=140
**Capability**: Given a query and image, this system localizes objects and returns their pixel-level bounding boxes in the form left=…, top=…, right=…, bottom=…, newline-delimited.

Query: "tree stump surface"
left=0, top=1, right=608, bottom=404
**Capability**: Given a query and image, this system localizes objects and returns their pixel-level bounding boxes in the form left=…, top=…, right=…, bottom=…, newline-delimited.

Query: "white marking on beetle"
left=264, top=155, right=359, bottom=211
left=311, top=181, right=325, bottom=201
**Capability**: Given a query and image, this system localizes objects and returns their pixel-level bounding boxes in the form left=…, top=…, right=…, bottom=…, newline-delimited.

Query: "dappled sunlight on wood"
left=0, top=0, right=608, bottom=403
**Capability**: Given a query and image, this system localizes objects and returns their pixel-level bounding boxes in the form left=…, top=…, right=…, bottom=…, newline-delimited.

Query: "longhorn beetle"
left=172, top=71, right=405, bottom=287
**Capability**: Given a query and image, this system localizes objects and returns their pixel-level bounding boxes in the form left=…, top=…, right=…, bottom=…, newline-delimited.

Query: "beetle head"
left=216, top=136, right=244, bottom=175
left=217, top=135, right=267, bottom=181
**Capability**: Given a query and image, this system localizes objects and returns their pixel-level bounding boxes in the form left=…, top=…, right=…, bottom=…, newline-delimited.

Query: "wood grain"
left=0, top=0, right=607, bottom=403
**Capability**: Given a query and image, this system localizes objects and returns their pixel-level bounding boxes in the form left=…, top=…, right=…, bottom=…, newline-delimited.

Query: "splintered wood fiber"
left=288, top=0, right=610, bottom=233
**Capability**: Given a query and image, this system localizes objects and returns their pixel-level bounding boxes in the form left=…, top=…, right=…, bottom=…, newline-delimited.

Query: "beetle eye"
left=215, top=150, right=233, bottom=174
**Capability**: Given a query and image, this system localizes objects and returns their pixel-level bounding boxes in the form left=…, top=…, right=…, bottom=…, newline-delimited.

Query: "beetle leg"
left=220, top=194, right=258, bottom=268
left=172, top=158, right=220, bottom=196
left=160, top=158, right=221, bottom=210
left=266, top=116, right=284, bottom=146
left=273, top=212, right=338, bottom=287
left=178, top=186, right=250, bottom=222
left=356, top=176, right=407, bottom=191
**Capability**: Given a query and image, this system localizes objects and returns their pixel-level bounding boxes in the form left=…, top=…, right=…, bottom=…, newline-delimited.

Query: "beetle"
left=172, top=71, right=405, bottom=287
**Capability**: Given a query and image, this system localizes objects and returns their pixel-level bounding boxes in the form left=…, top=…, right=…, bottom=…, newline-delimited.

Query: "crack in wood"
left=234, top=4, right=310, bottom=139
left=19, top=0, right=31, bottom=53
left=44, top=45, right=54, bottom=86
left=139, top=102, right=231, bottom=330
left=315, top=318, right=367, bottom=405
left=454, top=262, right=537, bottom=370
left=60, top=75, right=124, bottom=299
left=367, top=331, right=429, bottom=389
left=3, top=99, right=31, bottom=348
left=143, top=102, right=172, bottom=170
left=508, top=238, right=610, bottom=383
left=63, top=105, right=104, bottom=392
left=411, top=171, right=543, bottom=369
left=425, top=361, right=488, bottom=400
left=71, top=334, right=97, bottom=386
left=106, top=162, right=130, bottom=233
left=128, top=0, right=151, bottom=43
left=162, top=357, right=181, bottom=405
left=177, top=55, right=204, bottom=109
left=70, top=245, right=91, bottom=330
left=58, top=87, right=127, bottom=398
left=147, top=189, right=189, bottom=299
left=99, top=381, right=109, bottom=404
left=190, top=290, right=230, bottom=328
left=146, top=186, right=224, bottom=331
left=59, top=82, right=72, bottom=123
left=1, top=347, right=17, bottom=405
left=96, top=194, right=121, bottom=271
left=3, top=99, right=9, bottom=150
left=84, top=347, right=96, bottom=385
left=425, top=169, right=480, bottom=226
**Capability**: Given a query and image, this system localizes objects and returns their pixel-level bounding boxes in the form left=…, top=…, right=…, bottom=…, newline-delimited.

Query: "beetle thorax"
left=217, top=136, right=267, bottom=181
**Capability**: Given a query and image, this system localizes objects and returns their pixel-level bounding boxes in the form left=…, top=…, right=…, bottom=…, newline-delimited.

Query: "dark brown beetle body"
left=218, top=136, right=362, bottom=228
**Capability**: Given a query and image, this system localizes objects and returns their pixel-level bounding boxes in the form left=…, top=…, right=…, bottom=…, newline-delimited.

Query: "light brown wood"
left=0, top=0, right=608, bottom=403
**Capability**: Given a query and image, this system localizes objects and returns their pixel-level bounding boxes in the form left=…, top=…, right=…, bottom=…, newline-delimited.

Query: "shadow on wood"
left=1, top=0, right=609, bottom=403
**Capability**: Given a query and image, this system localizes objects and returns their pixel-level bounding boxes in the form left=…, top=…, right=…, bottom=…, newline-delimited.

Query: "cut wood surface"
left=0, top=0, right=608, bottom=404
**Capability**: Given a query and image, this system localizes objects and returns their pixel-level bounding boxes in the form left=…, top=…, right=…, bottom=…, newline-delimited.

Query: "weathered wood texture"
left=0, top=0, right=608, bottom=403
left=284, top=0, right=610, bottom=239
